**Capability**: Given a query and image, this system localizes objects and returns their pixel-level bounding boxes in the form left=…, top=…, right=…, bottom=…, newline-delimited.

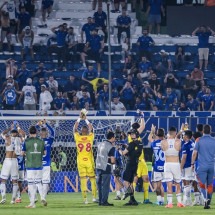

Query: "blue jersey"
left=181, top=140, right=194, bottom=169
left=42, top=123, right=55, bottom=166
left=151, top=139, right=165, bottom=172
left=17, top=155, right=25, bottom=171
left=137, top=35, right=154, bottom=51
left=5, top=88, right=17, bottom=105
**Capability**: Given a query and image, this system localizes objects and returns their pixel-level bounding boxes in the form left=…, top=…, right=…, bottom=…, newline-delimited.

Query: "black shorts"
left=123, top=164, right=138, bottom=183
left=2, top=27, right=11, bottom=34
left=87, top=50, right=101, bottom=63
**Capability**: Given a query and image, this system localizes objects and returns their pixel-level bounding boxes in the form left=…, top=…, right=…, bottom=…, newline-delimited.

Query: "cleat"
left=92, top=198, right=99, bottom=203
left=84, top=199, right=88, bottom=204
left=10, top=200, right=15, bottom=204
left=177, top=202, right=185, bottom=207
left=124, top=200, right=138, bottom=206
left=25, top=205, right=36, bottom=208
left=41, top=199, right=47, bottom=206
left=143, top=199, right=153, bottom=204
left=15, top=198, right=22, bottom=203
left=192, top=200, right=200, bottom=206
left=0, top=199, right=6, bottom=204
left=154, top=201, right=164, bottom=206
left=34, top=199, right=38, bottom=203
left=122, top=192, right=130, bottom=200
left=114, top=196, right=121, bottom=200
left=165, top=203, right=173, bottom=208
left=204, top=200, right=211, bottom=209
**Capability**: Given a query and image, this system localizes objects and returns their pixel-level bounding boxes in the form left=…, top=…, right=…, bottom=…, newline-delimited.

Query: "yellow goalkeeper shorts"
left=136, top=160, right=148, bottom=178
left=77, top=162, right=95, bottom=177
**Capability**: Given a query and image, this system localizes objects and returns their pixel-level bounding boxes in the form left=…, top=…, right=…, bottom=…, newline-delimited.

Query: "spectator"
left=18, top=78, right=37, bottom=110
left=202, top=87, right=214, bottom=111
left=196, top=85, right=207, bottom=110
left=62, top=92, right=71, bottom=110
left=113, top=0, right=126, bottom=13
left=2, top=75, right=19, bottom=92
left=53, top=92, right=65, bottom=111
left=18, top=0, right=35, bottom=17
left=123, top=74, right=138, bottom=86
left=0, top=5, right=11, bottom=51
left=17, top=6, right=31, bottom=39
left=163, top=87, right=177, bottom=111
left=177, top=102, right=190, bottom=111
left=156, top=49, right=173, bottom=75
left=64, top=75, right=79, bottom=99
left=93, top=7, right=107, bottom=43
left=96, top=83, right=109, bottom=110
left=137, top=29, right=155, bottom=61
left=70, top=95, right=79, bottom=110
left=79, top=90, right=92, bottom=109
left=146, top=0, right=165, bottom=34
left=134, top=96, right=145, bottom=110
left=81, top=17, right=97, bottom=43
left=1, top=83, right=17, bottom=110
left=5, top=58, right=17, bottom=78
left=65, top=27, right=78, bottom=62
left=88, top=78, right=109, bottom=94
left=140, top=92, right=151, bottom=110
left=92, top=0, right=102, bottom=10
left=39, top=84, right=53, bottom=112
left=76, top=85, right=91, bottom=100
left=35, top=77, right=49, bottom=97
left=116, top=9, right=131, bottom=45
left=82, top=64, right=99, bottom=85
left=20, top=26, right=34, bottom=60
left=123, top=54, right=137, bottom=75
left=182, top=74, right=198, bottom=99
left=192, top=26, right=215, bottom=70
left=186, top=94, right=200, bottom=111
left=139, top=81, right=155, bottom=99
left=46, top=75, right=58, bottom=97
left=41, top=0, right=54, bottom=26
left=51, top=25, right=68, bottom=69
left=137, top=56, right=152, bottom=83
left=32, top=62, right=52, bottom=80
left=175, top=46, right=185, bottom=69
left=111, top=97, right=126, bottom=111
left=81, top=29, right=104, bottom=72
left=164, top=73, right=181, bottom=101
left=148, top=73, right=161, bottom=92
left=120, top=81, right=135, bottom=110
left=190, top=67, right=204, bottom=88
left=58, top=147, right=67, bottom=171
left=153, top=91, right=164, bottom=110
left=15, top=61, right=31, bottom=89
left=47, top=34, right=57, bottom=58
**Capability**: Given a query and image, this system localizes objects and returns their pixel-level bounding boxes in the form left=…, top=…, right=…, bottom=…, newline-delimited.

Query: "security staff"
left=96, top=131, right=115, bottom=206
left=116, top=9, right=131, bottom=44
left=119, top=129, right=143, bottom=206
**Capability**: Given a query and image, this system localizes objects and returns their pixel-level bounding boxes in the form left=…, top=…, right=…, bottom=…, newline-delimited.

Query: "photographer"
left=96, top=131, right=115, bottom=206
left=119, top=129, right=143, bottom=206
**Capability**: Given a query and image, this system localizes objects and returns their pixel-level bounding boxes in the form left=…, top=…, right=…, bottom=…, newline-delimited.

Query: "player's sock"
left=12, top=183, right=18, bottom=201
left=194, top=192, right=200, bottom=203
left=161, top=196, right=164, bottom=203
left=42, top=184, right=49, bottom=200
left=36, top=183, right=44, bottom=200
left=133, top=182, right=136, bottom=191
left=143, top=182, right=149, bottom=200
left=89, top=177, right=97, bottom=199
left=80, top=177, right=87, bottom=200
left=176, top=193, right=182, bottom=203
left=116, top=191, right=121, bottom=197
left=17, top=189, right=21, bottom=199
left=0, top=183, right=6, bottom=200
left=167, top=194, right=173, bottom=204
left=183, top=186, right=188, bottom=204
left=157, top=195, right=162, bottom=203
left=28, top=183, right=36, bottom=206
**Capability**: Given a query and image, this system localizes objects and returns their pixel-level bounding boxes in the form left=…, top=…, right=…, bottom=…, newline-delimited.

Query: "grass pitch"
left=1, top=192, right=214, bottom=215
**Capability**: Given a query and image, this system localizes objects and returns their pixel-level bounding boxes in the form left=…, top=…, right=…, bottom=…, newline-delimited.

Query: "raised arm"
left=148, top=124, right=156, bottom=143
left=137, top=111, right=145, bottom=134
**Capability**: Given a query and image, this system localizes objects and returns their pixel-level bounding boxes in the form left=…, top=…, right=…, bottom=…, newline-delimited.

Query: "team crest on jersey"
left=83, top=158, right=88, bottom=161
left=7, top=3, right=14, bottom=12
left=81, top=137, right=87, bottom=140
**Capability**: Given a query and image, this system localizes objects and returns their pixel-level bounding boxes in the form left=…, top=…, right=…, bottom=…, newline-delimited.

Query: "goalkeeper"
left=73, top=109, right=97, bottom=204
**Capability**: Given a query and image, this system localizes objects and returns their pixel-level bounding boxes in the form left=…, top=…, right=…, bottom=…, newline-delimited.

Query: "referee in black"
left=118, top=129, right=143, bottom=206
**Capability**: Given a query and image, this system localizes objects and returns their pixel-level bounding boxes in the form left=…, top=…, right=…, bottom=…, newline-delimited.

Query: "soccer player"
left=130, top=111, right=152, bottom=204
left=192, top=124, right=215, bottom=209
left=180, top=130, right=194, bottom=206
left=37, top=119, right=55, bottom=206
left=148, top=125, right=165, bottom=205
left=73, top=110, right=97, bottom=204
left=22, top=126, right=45, bottom=208
left=161, top=127, right=184, bottom=208
left=0, top=123, right=25, bottom=204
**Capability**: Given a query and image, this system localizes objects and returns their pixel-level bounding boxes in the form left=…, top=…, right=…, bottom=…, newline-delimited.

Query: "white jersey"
left=39, top=90, right=53, bottom=111
left=23, top=30, right=32, bottom=47
left=164, top=139, right=179, bottom=157
left=5, top=0, right=16, bottom=20
left=111, top=101, right=125, bottom=111
left=22, top=85, right=36, bottom=105
left=1, top=133, right=14, bottom=152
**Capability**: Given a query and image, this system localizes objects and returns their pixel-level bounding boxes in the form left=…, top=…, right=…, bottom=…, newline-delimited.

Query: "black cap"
left=128, top=129, right=139, bottom=138
left=106, top=131, right=115, bottom=140
left=132, top=122, right=140, bottom=130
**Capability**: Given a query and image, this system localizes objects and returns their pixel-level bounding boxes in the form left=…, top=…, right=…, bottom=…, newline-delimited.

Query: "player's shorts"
left=26, top=169, right=42, bottom=183
left=164, top=162, right=181, bottom=183
left=42, top=166, right=51, bottom=184
left=77, top=162, right=95, bottom=177
left=123, top=164, right=138, bottom=183
left=151, top=171, right=165, bottom=182
left=18, top=170, right=25, bottom=182
left=136, top=160, right=148, bottom=178
left=198, top=48, right=209, bottom=60
left=182, top=167, right=195, bottom=181
left=148, top=15, right=161, bottom=24
left=0, top=158, right=18, bottom=180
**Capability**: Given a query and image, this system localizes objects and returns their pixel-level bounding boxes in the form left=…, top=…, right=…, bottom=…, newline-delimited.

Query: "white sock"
left=157, top=195, right=162, bottom=202
left=36, top=183, right=44, bottom=200
left=42, top=184, right=49, bottom=200
left=167, top=194, right=173, bottom=204
left=161, top=196, right=164, bottom=203
left=121, top=187, right=125, bottom=194
left=0, top=183, right=6, bottom=200
left=176, top=193, right=182, bottom=203
left=194, top=192, right=200, bottom=203
left=28, top=184, right=36, bottom=206
left=17, top=190, right=21, bottom=198
left=83, top=63, right=86, bottom=67
left=116, top=191, right=120, bottom=196
left=12, top=183, right=18, bottom=201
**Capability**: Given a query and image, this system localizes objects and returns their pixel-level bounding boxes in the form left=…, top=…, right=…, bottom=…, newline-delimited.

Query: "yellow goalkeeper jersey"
left=74, top=132, right=94, bottom=163
left=128, top=135, right=145, bottom=161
